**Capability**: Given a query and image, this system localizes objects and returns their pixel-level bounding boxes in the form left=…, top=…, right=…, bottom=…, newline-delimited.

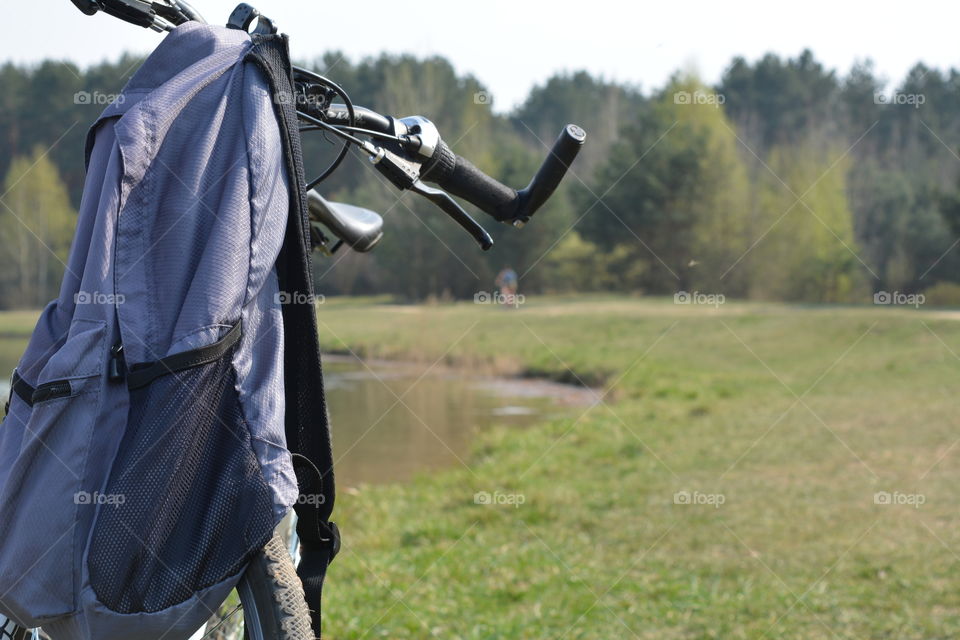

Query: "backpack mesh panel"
left=88, top=346, right=275, bottom=613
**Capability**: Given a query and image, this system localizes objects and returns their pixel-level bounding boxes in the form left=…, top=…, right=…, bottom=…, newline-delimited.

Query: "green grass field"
left=315, top=296, right=960, bottom=639
left=1, top=297, right=955, bottom=638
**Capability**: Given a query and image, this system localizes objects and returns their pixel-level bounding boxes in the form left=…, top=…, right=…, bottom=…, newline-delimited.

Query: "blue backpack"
left=0, top=23, right=336, bottom=639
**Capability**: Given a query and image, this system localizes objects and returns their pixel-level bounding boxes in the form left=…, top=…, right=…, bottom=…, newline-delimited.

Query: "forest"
left=2, top=49, right=960, bottom=307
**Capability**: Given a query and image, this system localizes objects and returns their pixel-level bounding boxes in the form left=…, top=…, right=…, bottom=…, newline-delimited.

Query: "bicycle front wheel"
left=196, top=534, right=313, bottom=640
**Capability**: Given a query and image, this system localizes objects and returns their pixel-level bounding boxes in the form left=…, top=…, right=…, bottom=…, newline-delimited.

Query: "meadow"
left=314, top=296, right=960, bottom=639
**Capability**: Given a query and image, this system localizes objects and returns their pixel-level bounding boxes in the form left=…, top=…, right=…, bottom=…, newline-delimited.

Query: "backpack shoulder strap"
left=246, top=33, right=339, bottom=639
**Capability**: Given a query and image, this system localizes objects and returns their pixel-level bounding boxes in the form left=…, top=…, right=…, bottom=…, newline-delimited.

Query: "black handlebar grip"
left=70, top=0, right=100, bottom=16
left=520, top=124, right=586, bottom=221
left=424, top=124, right=586, bottom=223
left=424, top=142, right=519, bottom=221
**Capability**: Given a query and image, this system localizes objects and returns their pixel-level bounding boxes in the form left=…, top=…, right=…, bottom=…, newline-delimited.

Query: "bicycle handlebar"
left=425, top=125, right=586, bottom=225
left=67, top=0, right=586, bottom=246
left=324, top=103, right=586, bottom=227
left=323, top=105, right=393, bottom=135
left=69, top=0, right=204, bottom=30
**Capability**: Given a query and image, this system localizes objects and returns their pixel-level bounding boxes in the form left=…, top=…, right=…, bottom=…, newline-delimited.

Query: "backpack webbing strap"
left=247, top=34, right=338, bottom=639
left=8, top=370, right=36, bottom=411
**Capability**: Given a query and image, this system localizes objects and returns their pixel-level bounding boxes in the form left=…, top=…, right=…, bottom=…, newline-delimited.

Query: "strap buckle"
left=320, top=521, right=341, bottom=562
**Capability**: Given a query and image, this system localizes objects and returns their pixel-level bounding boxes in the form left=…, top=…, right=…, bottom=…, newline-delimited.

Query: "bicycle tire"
left=236, top=534, right=314, bottom=640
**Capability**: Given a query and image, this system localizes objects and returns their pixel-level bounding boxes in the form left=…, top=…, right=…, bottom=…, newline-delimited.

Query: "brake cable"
left=300, top=125, right=405, bottom=145
left=292, top=67, right=356, bottom=188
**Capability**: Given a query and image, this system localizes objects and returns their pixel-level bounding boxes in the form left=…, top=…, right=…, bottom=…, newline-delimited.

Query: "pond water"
left=0, top=340, right=595, bottom=485
left=322, top=356, right=596, bottom=485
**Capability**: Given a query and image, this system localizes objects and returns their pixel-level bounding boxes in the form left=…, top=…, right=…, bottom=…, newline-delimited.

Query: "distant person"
left=495, top=266, right=519, bottom=308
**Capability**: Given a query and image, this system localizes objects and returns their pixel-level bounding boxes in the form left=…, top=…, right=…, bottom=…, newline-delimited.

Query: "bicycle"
left=2, top=1, right=584, bottom=638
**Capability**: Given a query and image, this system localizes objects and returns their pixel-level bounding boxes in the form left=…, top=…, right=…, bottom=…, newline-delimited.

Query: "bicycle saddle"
left=307, top=190, right=384, bottom=253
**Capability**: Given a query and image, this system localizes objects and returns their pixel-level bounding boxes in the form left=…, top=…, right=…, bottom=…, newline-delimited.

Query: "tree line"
left=1, top=49, right=960, bottom=307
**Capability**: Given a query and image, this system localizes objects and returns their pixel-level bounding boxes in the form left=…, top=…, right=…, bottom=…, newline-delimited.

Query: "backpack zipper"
left=109, top=341, right=126, bottom=382
left=32, top=379, right=73, bottom=403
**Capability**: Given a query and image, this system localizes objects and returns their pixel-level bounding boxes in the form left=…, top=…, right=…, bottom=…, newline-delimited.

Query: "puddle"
left=0, top=339, right=596, bottom=485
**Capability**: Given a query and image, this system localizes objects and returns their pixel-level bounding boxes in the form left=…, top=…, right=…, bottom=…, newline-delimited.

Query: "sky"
left=5, top=1, right=960, bottom=111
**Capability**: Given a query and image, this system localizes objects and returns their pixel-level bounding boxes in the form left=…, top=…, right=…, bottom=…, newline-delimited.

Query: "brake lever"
left=368, top=148, right=494, bottom=250
left=409, top=182, right=494, bottom=250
